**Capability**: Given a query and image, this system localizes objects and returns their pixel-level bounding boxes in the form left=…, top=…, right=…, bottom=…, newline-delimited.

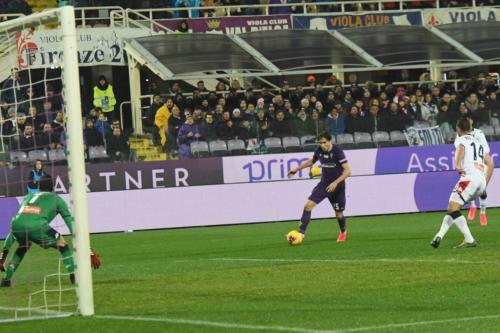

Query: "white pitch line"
left=0, top=313, right=71, bottom=324
left=94, top=314, right=327, bottom=333
left=94, top=313, right=500, bottom=333
left=183, top=257, right=500, bottom=265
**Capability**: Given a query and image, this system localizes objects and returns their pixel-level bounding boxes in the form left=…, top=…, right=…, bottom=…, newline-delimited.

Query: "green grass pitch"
left=1, top=209, right=500, bottom=333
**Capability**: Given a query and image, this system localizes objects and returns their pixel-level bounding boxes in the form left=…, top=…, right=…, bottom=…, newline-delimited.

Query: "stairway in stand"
left=129, top=135, right=169, bottom=162
left=27, top=0, right=58, bottom=13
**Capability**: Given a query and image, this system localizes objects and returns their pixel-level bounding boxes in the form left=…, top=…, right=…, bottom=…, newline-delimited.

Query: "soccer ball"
left=286, top=230, right=304, bottom=246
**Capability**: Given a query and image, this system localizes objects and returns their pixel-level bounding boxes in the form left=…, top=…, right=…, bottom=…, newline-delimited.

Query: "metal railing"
left=73, top=6, right=124, bottom=27
left=121, top=0, right=483, bottom=20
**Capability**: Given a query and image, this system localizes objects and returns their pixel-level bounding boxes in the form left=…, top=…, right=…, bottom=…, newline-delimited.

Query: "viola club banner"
left=157, top=15, right=291, bottom=34
left=423, top=7, right=500, bottom=26
left=292, top=11, right=422, bottom=30
left=0, top=158, right=223, bottom=197
left=16, top=27, right=153, bottom=69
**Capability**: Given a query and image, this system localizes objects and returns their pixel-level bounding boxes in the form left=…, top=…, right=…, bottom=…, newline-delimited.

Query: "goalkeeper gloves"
left=90, top=249, right=101, bottom=269
left=0, top=248, right=8, bottom=272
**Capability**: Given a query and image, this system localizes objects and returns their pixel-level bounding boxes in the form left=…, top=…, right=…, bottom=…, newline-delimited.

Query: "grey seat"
left=89, top=146, right=109, bottom=161
left=300, top=135, right=317, bottom=152
left=479, top=125, right=495, bottom=141
left=48, top=149, right=66, bottom=162
left=190, top=141, right=210, bottom=158
left=227, top=139, right=247, bottom=155
left=354, top=132, right=374, bottom=149
left=372, top=131, right=391, bottom=147
left=494, top=125, right=500, bottom=139
left=282, top=136, right=302, bottom=152
left=336, top=133, right=355, bottom=150
left=27, top=149, right=48, bottom=162
left=390, top=131, right=408, bottom=146
left=209, top=140, right=228, bottom=157
left=413, top=120, right=430, bottom=128
left=264, top=137, right=283, bottom=154
left=10, top=151, right=28, bottom=163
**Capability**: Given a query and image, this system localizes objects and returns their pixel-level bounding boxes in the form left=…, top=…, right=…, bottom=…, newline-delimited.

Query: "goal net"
left=0, top=7, right=93, bottom=322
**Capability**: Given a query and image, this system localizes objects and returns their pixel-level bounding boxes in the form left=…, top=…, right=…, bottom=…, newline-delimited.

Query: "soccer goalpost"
left=0, top=6, right=93, bottom=318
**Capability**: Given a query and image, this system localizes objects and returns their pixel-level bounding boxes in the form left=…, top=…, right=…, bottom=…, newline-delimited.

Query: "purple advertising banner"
left=0, top=157, right=223, bottom=197
left=374, top=141, right=500, bottom=175
left=2, top=168, right=499, bottom=239
left=157, top=15, right=292, bottom=34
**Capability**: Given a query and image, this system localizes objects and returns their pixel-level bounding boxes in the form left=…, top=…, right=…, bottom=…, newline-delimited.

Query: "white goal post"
left=0, top=6, right=94, bottom=316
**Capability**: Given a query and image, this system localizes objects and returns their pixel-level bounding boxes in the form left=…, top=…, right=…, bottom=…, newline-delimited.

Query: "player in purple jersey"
left=287, top=132, right=351, bottom=242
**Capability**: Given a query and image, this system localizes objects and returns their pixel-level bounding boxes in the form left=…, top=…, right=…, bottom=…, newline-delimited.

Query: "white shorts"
left=449, top=173, right=486, bottom=205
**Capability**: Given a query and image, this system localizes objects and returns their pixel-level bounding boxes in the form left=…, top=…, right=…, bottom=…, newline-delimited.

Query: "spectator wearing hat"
left=280, top=81, right=292, bottom=101
left=231, top=108, right=243, bottom=127
left=178, top=114, right=203, bottom=159
left=93, top=75, right=117, bottom=120
left=306, top=75, right=316, bottom=87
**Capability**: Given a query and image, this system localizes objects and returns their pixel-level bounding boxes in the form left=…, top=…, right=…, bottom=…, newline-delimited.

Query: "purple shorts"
left=308, top=182, right=346, bottom=211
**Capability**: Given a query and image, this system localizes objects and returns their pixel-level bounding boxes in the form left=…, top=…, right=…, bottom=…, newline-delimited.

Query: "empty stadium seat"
left=494, top=125, right=500, bottom=139
left=336, top=133, right=356, bottom=150
left=227, top=139, right=247, bottom=155
left=209, top=140, right=228, bottom=156
left=282, top=136, right=302, bottom=152
left=89, top=146, right=109, bottom=161
left=479, top=125, right=495, bottom=141
left=27, top=150, right=48, bottom=162
left=300, top=135, right=317, bottom=152
left=190, top=141, right=210, bottom=158
left=10, top=151, right=28, bottom=163
left=372, top=131, right=391, bottom=147
left=353, top=132, right=374, bottom=149
left=48, top=149, right=66, bottom=162
left=390, top=131, right=408, bottom=146
left=264, top=137, right=283, bottom=154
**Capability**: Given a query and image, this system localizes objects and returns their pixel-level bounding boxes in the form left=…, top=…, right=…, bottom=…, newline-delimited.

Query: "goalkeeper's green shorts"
left=11, top=219, right=60, bottom=249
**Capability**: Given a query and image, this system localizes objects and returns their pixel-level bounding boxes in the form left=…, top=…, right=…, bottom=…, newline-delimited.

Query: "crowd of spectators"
left=147, top=73, right=500, bottom=158
left=0, top=69, right=130, bottom=162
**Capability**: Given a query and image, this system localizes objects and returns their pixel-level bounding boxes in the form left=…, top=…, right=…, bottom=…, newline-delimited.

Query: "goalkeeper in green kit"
left=0, top=175, right=99, bottom=287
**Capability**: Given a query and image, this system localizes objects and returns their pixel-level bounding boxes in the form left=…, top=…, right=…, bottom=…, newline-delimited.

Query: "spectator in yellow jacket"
left=93, top=75, right=117, bottom=120
left=154, top=102, right=172, bottom=147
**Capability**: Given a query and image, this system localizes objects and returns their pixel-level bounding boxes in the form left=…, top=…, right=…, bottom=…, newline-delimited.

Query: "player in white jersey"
left=453, top=118, right=491, bottom=225
left=431, top=118, right=494, bottom=249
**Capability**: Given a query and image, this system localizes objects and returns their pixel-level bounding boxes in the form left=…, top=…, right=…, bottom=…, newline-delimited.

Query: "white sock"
left=470, top=200, right=477, bottom=208
left=479, top=197, right=487, bottom=214
left=436, top=214, right=454, bottom=239
left=454, top=215, right=475, bottom=243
